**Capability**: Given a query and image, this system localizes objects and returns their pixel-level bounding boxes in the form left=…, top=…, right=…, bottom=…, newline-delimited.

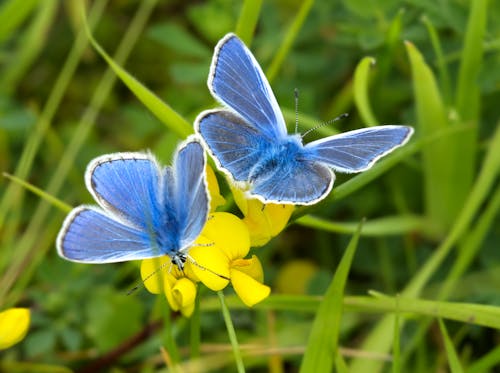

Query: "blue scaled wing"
left=306, top=125, right=414, bottom=173
left=172, top=138, right=210, bottom=250
left=251, top=159, right=334, bottom=205
left=56, top=206, right=159, bottom=263
left=208, top=33, right=287, bottom=141
left=85, top=152, right=163, bottom=230
left=196, top=109, right=269, bottom=182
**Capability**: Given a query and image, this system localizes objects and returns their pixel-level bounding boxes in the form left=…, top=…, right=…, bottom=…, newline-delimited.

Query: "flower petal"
left=180, top=302, right=195, bottom=318
left=141, top=256, right=174, bottom=294
left=265, top=204, right=294, bottom=237
left=198, top=212, right=250, bottom=260
left=206, top=165, right=226, bottom=211
left=232, top=255, right=264, bottom=283
left=0, top=308, right=30, bottom=350
left=164, top=274, right=196, bottom=313
left=230, top=269, right=270, bottom=307
left=172, top=278, right=197, bottom=309
left=231, top=184, right=248, bottom=215
left=188, top=243, right=230, bottom=291
left=242, top=198, right=294, bottom=247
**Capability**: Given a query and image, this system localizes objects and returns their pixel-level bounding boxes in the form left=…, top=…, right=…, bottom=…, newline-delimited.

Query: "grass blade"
left=218, top=291, right=245, bottom=373
left=84, top=17, right=192, bottom=138
left=438, top=319, right=464, bottom=373
left=235, top=0, right=263, bottom=45
left=2, top=173, right=72, bottom=213
left=349, top=122, right=500, bottom=373
left=2, top=0, right=58, bottom=92
left=353, top=57, right=378, bottom=126
left=455, top=0, right=489, bottom=122
left=296, top=214, right=425, bottom=237
left=299, top=221, right=363, bottom=373
left=0, top=0, right=39, bottom=43
left=405, top=40, right=455, bottom=236
left=266, top=0, right=314, bottom=83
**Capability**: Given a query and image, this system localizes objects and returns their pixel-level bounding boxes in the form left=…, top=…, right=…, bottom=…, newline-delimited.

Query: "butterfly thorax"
left=149, top=210, right=182, bottom=258
left=249, top=135, right=303, bottom=183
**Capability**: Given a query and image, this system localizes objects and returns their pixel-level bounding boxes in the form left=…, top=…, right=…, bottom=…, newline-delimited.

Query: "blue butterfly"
left=195, top=33, right=414, bottom=205
left=56, top=137, right=209, bottom=269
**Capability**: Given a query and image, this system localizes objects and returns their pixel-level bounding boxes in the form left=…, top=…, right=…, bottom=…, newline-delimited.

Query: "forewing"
left=196, top=109, right=269, bottom=182
left=86, top=153, right=163, bottom=230
left=57, top=206, right=160, bottom=263
left=208, top=33, right=287, bottom=140
left=173, top=138, right=210, bottom=249
left=306, top=125, right=413, bottom=173
left=251, top=159, right=334, bottom=205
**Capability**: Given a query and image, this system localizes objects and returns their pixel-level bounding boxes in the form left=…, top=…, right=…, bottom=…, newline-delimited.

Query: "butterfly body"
left=248, top=135, right=303, bottom=184
left=196, top=34, right=413, bottom=205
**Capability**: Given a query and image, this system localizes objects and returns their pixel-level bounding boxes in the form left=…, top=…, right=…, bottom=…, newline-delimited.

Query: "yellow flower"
left=140, top=167, right=270, bottom=314
left=0, top=308, right=30, bottom=350
left=275, top=259, right=319, bottom=294
left=187, top=212, right=270, bottom=307
left=141, top=257, right=197, bottom=317
left=206, top=165, right=226, bottom=211
left=139, top=164, right=226, bottom=317
left=231, top=186, right=294, bottom=247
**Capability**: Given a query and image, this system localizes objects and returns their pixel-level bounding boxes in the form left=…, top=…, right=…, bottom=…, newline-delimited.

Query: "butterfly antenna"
left=301, top=113, right=349, bottom=139
left=126, top=260, right=170, bottom=295
left=294, top=88, right=300, bottom=134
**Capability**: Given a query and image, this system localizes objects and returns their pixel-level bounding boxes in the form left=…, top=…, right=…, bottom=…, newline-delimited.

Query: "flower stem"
left=217, top=291, right=245, bottom=373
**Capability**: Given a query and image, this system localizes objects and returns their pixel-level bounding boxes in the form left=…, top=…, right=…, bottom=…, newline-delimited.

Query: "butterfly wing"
left=208, top=33, right=287, bottom=141
left=251, top=158, right=334, bottom=205
left=86, top=152, right=163, bottom=230
left=172, top=138, right=210, bottom=250
left=196, top=109, right=270, bottom=182
left=57, top=206, right=160, bottom=263
left=306, top=125, right=413, bottom=173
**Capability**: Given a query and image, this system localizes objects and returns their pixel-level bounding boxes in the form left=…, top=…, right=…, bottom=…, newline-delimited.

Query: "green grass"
left=1, top=0, right=499, bottom=372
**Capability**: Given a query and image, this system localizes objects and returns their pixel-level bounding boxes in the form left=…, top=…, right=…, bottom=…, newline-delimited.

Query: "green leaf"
left=299, top=221, right=362, bottom=373
left=297, top=214, right=425, bottom=236
left=202, top=293, right=500, bottom=331
left=85, top=288, right=144, bottom=351
left=335, top=352, right=349, bottom=373
left=455, top=0, right=489, bottom=122
left=405, top=41, right=456, bottom=236
left=438, top=319, right=464, bottom=373
left=392, top=298, right=401, bottom=373
left=85, top=21, right=192, bottom=138
left=2, top=0, right=58, bottom=93
left=467, top=345, right=500, bottom=373
left=3, top=173, right=72, bottom=213
left=353, top=57, right=379, bottom=126
left=266, top=0, right=314, bottom=83
left=452, top=0, right=489, bottom=220
left=0, top=0, right=39, bottom=44
left=24, top=329, right=56, bottom=358
left=421, top=15, right=452, bottom=105
left=235, top=0, right=263, bottom=45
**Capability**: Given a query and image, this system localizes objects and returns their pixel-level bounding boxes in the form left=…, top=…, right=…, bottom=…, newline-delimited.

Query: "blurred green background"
left=1, top=0, right=499, bottom=372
